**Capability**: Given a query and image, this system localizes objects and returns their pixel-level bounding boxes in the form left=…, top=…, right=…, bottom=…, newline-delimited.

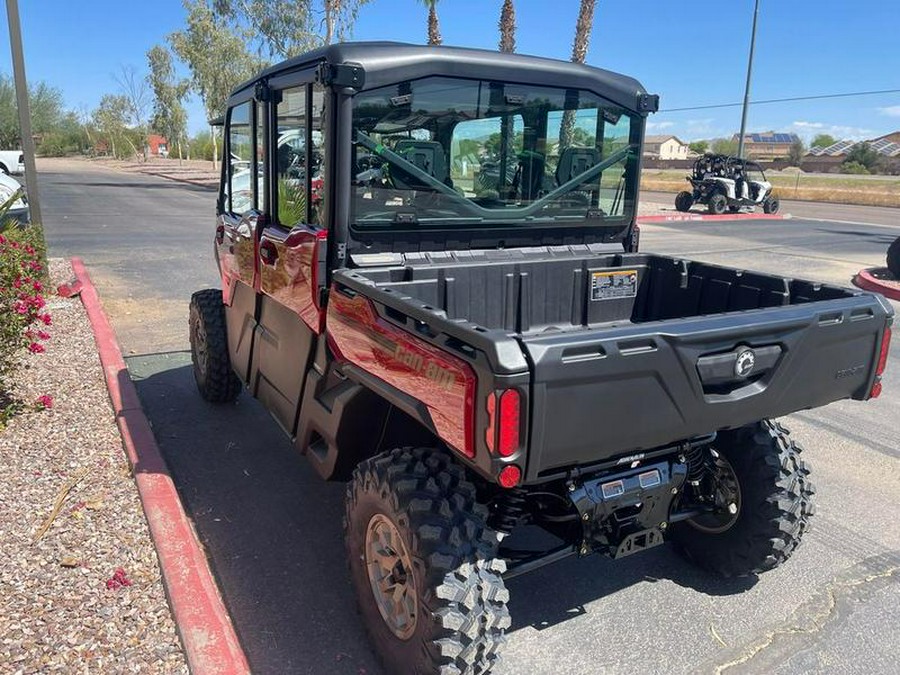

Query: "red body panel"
left=258, top=225, right=327, bottom=333
left=327, top=290, right=476, bottom=457
left=217, top=213, right=256, bottom=305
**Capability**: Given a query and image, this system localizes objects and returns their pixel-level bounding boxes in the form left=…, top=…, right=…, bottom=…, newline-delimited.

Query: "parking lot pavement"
left=39, top=163, right=900, bottom=674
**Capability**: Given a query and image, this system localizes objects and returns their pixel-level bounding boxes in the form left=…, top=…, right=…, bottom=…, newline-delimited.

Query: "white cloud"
left=877, top=105, right=900, bottom=117
left=646, top=120, right=674, bottom=131
left=788, top=121, right=872, bottom=141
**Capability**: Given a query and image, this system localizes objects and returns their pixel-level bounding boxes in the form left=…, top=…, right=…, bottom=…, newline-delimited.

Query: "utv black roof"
left=230, top=41, right=657, bottom=115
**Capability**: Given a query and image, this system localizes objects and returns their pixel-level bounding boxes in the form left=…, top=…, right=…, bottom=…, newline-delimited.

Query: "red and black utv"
left=190, top=43, right=893, bottom=674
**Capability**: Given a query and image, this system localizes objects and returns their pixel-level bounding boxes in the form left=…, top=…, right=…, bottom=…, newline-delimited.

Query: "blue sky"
left=2, top=0, right=898, bottom=142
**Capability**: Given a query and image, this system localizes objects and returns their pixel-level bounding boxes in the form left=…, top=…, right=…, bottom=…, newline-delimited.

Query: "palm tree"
left=497, top=0, right=517, bottom=195
left=560, top=0, right=597, bottom=148
left=419, top=0, right=442, bottom=45
left=498, top=0, right=516, bottom=53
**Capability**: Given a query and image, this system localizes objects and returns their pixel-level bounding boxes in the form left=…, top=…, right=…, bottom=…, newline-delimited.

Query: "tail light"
left=497, top=389, right=521, bottom=457
left=485, top=388, right=522, bottom=457
left=870, top=325, right=891, bottom=399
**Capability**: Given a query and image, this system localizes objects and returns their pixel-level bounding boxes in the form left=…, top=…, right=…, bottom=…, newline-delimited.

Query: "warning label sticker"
left=591, top=269, right=638, bottom=301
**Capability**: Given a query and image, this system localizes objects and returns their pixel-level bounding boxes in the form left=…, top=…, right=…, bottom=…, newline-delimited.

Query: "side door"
left=218, top=97, right=264, bottom=382
left=252, top=75, right=328, bottom=434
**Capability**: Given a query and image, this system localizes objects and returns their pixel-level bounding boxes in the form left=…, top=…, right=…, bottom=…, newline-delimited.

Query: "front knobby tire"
left=886, top=236, right=900, bottom=277
left=763, top=196, right=780, bottom=214
left=670, top=420, right=815, bottom=577
left=189, top=289, right=242, bottom=403
left=675, top=191, right=694, bottom=212
left=345, top=447, right=510, bottom=675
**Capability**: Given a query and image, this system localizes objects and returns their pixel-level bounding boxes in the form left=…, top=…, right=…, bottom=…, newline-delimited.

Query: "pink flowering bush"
left=1, top=220, right=50, bottom=426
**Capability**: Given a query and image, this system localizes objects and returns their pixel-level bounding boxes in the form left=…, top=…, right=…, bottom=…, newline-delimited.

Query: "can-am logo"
left=735, top=349, right=756, bottom=377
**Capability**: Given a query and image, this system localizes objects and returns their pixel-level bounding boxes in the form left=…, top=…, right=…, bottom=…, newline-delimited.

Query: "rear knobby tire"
left=708, top=192, right=727, bottom=215
left=887, top=236, right=900, bottom=278
left=345, top=447, right=510, bottom=675
left=675, top=191, right=694, bottom=212
left=670, top=420, right=815, bottom=577
left=189, top=289, right=242, bottom=403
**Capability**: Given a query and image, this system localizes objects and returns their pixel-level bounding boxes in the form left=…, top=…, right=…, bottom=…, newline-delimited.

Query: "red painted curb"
left=853, top=267, right=900, bottom=301
left=637, top=212, right=789, bottom=224
left=70, top=258, right=250, bottom=675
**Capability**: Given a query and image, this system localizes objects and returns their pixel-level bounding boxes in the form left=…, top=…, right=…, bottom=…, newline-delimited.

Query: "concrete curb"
left=69, top=258, right=250, bottom=675
left=853, top=267, right=900, bottom=301
left=140, top=170, right=217, bottom=191
left=638, top=212, right=790, bottom=224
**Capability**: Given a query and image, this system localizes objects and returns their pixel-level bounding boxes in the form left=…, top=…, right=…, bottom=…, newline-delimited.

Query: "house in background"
left=147, top=134, right=169, bottom=157
left=643, top=135, right=689, bottom=160
left=731, top=132, right=800, bottom=160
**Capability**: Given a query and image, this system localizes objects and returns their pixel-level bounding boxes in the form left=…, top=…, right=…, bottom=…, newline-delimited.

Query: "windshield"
left=351, top=76, right=639, bottom=229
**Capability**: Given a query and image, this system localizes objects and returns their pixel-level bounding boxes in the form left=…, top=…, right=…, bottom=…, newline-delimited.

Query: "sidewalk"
left=0, top=259, right=187, bottom=673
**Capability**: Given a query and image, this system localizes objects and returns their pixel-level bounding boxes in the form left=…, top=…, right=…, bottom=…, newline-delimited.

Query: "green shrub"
left=840, top=161, right=870, bottom=175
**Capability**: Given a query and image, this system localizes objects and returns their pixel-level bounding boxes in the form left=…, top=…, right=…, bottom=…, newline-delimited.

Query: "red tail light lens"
left=497, top=389, right=521, bottom=457
left=498, top=464, right=521, bottom=488
left=876, top=326, right=891, bottom=377
left=870, top=325, right=891, bottom=399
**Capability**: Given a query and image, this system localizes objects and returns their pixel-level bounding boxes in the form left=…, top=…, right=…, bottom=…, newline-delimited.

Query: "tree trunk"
left=428, top=5, right=442, bottom=45
left=212, top=126, right=218, bottom=172
left=498, top=0, right=516, bottom=54
left=560, top=0, right=597, bottom=149
left=498, top=0, right=516, bottom=196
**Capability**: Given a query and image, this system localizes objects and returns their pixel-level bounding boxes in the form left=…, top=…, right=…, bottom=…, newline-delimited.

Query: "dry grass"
left=641, top=170, right=900, bottom=208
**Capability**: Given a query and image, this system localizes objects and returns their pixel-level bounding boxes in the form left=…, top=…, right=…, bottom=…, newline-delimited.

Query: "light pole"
left=5, top=0, right=41, bottom=226
left=737, top=0, right=761, bottom=160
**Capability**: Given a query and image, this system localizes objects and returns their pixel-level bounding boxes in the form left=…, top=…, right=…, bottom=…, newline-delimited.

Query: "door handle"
left=259, top=240, right=279, bottom=266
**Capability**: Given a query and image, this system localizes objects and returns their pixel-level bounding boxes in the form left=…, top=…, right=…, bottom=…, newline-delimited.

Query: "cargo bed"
left=343, top=249, right=892, bottom=480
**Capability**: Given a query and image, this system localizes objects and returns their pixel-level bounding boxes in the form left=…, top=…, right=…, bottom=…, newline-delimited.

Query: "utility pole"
left=737, top=0, right=760, bottom=160
left=5, top=0, right=42, bottom=226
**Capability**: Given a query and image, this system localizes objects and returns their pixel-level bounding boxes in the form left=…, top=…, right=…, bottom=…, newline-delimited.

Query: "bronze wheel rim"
left=365, top=514, right=417, bottom=640
left=190, top=313, right=208, bottom=378
left=687, top=453, right=742, bottom=534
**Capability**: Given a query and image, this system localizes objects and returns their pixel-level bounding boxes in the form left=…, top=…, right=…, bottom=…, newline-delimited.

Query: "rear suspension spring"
left=493, top=488, right=529, bottom=534
left=684, top=444, right=707, bottom=484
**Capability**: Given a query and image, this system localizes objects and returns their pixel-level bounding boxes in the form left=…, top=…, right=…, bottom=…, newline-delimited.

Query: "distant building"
left=643, top=135, right=689, bottom=160
left=147, top=134, right=169, bottom=157
left=731, top=132, right=800, bottom=160
left=807, top=133, right=900, bottom=159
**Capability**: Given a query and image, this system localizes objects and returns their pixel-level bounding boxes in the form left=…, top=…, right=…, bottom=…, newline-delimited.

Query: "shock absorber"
left=684, top=443, right=707, bottom=485
left=493, top=488, right=528, bottom=535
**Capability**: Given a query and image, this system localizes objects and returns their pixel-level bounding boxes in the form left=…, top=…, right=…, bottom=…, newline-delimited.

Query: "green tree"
left=844, top=143, right=880, bottom=172
left=147, top=45, right=189, bottom=160
left=839, top=160, right=869, bottom=175
left=92, top=94, right=132, bottom=158
left=788, top=139, right=805, bottom=166
left=689, top=140, right=709, bottom=154
left=0, top=75, right=66, bottom=149
left=212, top=0, right=369, bottom=58
left=711, top=137, right=739, bottom=156
left=810, top=133, right=837, bottom=149
left=419, top=0, right=442, bottom=45
left=170, top=0, right=265, bottom=168
left=559, top=0, right=597, bottom=148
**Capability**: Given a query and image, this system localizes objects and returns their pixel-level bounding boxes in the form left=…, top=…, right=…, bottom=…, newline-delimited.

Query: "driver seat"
left=556, top=147, right=601, bottom=185
left=391, top=140, right=449, bottom=190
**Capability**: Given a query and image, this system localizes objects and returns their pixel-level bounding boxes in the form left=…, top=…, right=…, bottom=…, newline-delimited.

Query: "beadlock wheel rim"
left=365, top=513, right=417, bottom=640
left=687, top=453, right=742, bottom=534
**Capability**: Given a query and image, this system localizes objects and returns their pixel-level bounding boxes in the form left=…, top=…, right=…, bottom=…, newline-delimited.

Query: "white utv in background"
left=0, top=149, right=24, bottom=175
left=676, top=153, right=778, bottom=215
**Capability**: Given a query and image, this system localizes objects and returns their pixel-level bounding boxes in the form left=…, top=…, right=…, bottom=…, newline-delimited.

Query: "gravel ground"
left=0, top=259, right=187, bottom=674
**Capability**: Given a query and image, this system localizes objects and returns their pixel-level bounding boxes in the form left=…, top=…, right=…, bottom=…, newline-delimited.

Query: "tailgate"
left=522, top=295, right=892, bottom=480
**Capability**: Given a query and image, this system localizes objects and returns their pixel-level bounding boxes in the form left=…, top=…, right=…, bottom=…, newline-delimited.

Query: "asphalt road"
left=38, top=160, right=900, bottom=675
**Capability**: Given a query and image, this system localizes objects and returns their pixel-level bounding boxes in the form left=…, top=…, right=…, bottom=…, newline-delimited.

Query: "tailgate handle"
left=617, top=339, right=657, bottom=356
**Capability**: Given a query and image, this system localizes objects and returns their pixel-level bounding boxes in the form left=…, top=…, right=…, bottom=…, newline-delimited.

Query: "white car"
left=0, top=171, right=29, bottom=224
left=0, top=150, right=25, bottom=175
